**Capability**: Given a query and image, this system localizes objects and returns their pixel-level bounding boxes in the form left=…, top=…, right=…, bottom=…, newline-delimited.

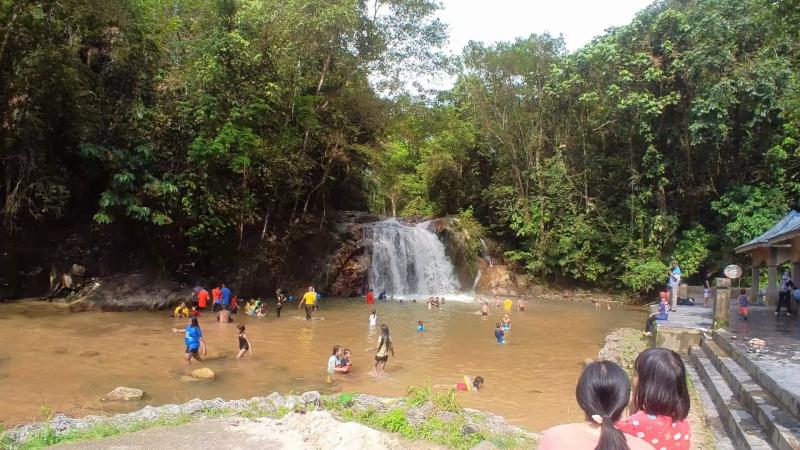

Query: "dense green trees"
left=369, top=0, right=800, bottom=290
left=3, top=0, right=800, bottom=292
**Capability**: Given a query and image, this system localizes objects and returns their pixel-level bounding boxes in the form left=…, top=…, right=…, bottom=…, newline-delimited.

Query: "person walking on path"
left=299, top=286, right=317, bottom=320
left=668, top=260, right=682, bottom=312
left=777, top=271, right=795, bottom=316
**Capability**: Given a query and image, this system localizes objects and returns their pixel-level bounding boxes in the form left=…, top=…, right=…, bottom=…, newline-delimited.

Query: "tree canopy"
left=2, top=0, right=799, bottom=292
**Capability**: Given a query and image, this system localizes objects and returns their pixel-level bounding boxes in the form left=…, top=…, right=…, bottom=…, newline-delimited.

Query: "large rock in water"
left=191, top=367, right=216, bottom=380
left=68, top=272, right=184, bottom=311
left=103, top=387, right=144, bottom=402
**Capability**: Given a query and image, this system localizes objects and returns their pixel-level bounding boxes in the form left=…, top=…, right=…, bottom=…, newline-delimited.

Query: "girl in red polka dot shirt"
left=617, top=348, right=691, bottom=450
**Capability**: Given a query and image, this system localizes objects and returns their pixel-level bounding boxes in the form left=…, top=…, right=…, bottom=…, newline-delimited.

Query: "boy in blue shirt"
left=494, top=322, right=505, bottom=344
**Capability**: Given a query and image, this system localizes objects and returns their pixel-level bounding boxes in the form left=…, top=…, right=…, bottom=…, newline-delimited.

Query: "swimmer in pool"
left=435, top=376, right=484, bottom=391
left=502, top=313, right=511, bottom=331
left=494, top=322, right=505, bottom=344
left=236, top=324, right=253, bottom=359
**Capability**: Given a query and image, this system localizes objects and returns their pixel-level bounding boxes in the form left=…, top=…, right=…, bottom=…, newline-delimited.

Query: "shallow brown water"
left=0, top=299, right=644, bottom=430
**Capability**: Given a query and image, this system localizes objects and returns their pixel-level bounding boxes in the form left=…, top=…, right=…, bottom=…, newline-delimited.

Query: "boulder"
left=190, top=368, right=215, bottom=380
left=266, top=392, right=285, bottom=409
left=103, top=387, right=144, bottom=402
left=68, top=272, right=185, bottom=312
left=301, top=391, right=321, bottom=408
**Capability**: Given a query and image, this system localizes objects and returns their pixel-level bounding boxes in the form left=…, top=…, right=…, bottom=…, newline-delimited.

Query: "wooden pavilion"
left=735, top=210, right=800, bottom=305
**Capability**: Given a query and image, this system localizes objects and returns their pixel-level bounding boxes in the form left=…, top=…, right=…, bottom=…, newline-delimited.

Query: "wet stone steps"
left=714, top=331, right=800, bottom=423
left=689, top=344, right=773, bottom=449
left=684, top=357, right=736, bottom=449
left=701, top=339, right=800, bottom=450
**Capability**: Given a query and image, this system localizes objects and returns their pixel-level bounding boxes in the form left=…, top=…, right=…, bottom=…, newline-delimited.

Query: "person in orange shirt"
left=366, top=288, right=375, bottom=305
left=211, top=286, right=222, bottom=312
left=197, top=288, right=210, bottom=310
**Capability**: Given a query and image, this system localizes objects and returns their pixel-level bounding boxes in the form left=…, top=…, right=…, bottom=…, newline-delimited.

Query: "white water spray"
left=365, top=218, right=461, bottom=298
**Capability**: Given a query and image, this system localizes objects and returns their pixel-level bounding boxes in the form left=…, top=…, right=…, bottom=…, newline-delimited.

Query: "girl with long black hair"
left=366, top=324, right=395, bottom=377
left=539, top=361, right=654, bottom=450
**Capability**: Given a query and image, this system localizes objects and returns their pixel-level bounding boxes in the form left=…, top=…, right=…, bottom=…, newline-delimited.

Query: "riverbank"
left=1, top=390, right=537, bottom=449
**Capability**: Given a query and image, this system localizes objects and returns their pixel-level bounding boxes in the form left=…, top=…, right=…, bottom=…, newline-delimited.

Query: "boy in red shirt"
left=197, top=288, right=210, bottom=310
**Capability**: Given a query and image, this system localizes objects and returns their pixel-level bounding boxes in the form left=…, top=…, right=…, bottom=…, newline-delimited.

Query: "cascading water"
left=365, top=218, right=461, bottom=297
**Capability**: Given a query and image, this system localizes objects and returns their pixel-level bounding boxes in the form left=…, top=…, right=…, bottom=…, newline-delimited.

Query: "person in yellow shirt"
left=173, top=301, right=190, bottom=318
left=299, top=286, right=317, bottom=320
left=503, top=298, right=513, bottom=311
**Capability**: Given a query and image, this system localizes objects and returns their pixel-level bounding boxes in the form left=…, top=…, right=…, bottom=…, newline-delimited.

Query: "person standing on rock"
left=299, top=286, right=317, bottom=320
left=172, top=316, right=206, bottom=365
left=668, top=260, right=681, bottom=312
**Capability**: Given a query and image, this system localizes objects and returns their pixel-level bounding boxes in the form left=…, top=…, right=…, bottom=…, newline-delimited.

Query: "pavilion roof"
left=735, top=210, right=800, bottom=253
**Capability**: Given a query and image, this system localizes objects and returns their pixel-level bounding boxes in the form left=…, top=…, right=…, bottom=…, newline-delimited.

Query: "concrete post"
left=768, top=247, right=779, bottom=305
left=714, top=277, right=731, bottom=329
left=751, top=266, right=760, bottom=304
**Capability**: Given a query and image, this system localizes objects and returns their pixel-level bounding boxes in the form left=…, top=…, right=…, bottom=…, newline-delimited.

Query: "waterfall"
left=479, top=238, right=493, bottom=267
left=365, top=218, right=461, bottom=297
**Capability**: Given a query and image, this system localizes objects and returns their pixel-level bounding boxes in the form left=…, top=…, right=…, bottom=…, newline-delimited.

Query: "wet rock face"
left=68, top=272, right=184, bottom=312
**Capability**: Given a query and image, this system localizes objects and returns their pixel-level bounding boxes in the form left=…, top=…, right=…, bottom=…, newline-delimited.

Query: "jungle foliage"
left=2, top=0, right=800, bottom=291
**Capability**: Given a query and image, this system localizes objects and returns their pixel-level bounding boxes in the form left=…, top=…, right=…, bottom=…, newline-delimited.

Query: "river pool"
left=0, top=298, right=644, bottom=430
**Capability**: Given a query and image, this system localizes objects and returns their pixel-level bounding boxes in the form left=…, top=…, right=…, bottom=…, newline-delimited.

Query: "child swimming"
left=494, top=323, right=505, bottom=344
left=336, top=348, right=352, bottom=373
left=369, top=309, right=377, bottom=327
left=236, top=324, right=253, bottom=359
left=417, top=320, right=424, bottom=331
left=435, top=376, right=484, bottom=391
left=502, top=313, right=511, bottom=331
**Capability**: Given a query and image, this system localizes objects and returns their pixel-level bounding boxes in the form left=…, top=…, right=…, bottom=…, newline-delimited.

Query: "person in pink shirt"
left=539, top=361, right=655, bottom=450
left=617, top=348, right=691, bottom=450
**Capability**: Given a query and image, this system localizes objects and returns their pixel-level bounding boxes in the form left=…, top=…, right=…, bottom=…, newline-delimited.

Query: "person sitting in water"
left=217, top=306, right=233, bottom=323
left=430, top=297, right=440, bottom=308
left=502, top=313, right=511, bottom=331
left=244, top=299, right=257, bottom=315
left=378, top=291, right=387, bottom=300
left=495, top=323, right=506, bottom=344
left=190, top=306, right=201, bottom=317
left=435, top=376, right=484, bottom=392
left=173, top=301, right=190, bottom=318
left=256, top=302, right=268, bottom=317
left=336, top=348, right=353, bottom=373
left=417, top=320, right=425, bottom=331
